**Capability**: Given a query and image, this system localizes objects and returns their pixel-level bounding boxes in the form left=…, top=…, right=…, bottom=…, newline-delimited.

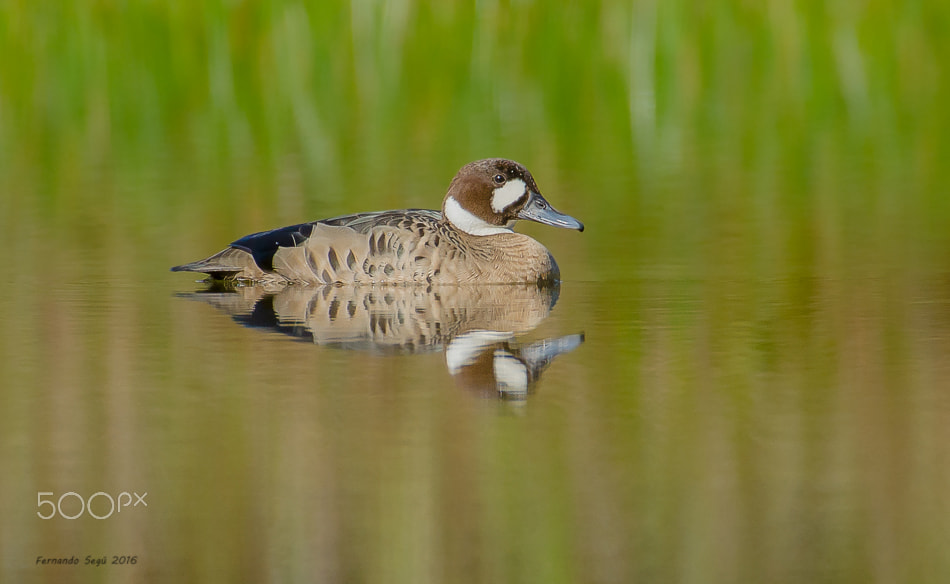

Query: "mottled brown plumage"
left=172, top=159, right=583, bottom=285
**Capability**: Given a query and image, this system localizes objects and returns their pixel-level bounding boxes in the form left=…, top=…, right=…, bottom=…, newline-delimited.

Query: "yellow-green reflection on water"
left=2, top=0, right=950, bottom=582
left=5, top=271, right=950, bottom=582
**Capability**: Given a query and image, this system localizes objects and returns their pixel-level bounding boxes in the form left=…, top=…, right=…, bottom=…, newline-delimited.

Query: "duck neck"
left=460, top=230, right=560, bottom=283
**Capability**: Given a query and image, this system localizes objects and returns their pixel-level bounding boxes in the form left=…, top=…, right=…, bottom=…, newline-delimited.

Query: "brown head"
left=441, top=159, right=584, bottom=236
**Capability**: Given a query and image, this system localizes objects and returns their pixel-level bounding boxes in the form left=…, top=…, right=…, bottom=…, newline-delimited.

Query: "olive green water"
left=3, top=2, right=950, bottom=583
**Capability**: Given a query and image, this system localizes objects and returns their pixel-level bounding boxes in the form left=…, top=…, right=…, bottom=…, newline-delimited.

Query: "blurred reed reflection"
left=179, top=283, right=584, bottom=400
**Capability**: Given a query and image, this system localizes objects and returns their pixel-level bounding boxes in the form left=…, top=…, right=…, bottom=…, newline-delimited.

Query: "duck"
left=171, top=158, right=584, bottom=285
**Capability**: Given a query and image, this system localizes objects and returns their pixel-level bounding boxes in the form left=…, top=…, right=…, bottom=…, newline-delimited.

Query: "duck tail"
left=170, top=247, right=265, bottom=280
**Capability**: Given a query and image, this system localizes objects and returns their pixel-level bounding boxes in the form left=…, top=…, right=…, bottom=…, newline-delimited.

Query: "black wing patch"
left=230, top=223, right=315, bottom=272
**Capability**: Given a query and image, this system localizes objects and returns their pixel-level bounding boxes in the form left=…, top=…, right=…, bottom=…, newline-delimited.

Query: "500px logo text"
left=37, top=492, right=148, bottom=520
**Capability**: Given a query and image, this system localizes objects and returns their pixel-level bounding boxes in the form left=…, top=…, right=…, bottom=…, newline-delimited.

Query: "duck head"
left=442, top=159, right=585, bottom=236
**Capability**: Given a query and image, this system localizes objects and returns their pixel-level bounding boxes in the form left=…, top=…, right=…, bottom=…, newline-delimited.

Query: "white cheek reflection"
left=493, top=350, right=528, bottom=393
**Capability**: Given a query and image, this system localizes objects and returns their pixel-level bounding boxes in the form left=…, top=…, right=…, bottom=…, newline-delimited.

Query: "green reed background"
left=2, top=0, right=948, bottom=279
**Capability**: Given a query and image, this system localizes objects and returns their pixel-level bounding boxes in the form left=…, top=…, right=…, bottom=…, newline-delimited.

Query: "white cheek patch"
left=491, top=178, right=526, bottom=213
left=444, top=197, right=513, bottom=236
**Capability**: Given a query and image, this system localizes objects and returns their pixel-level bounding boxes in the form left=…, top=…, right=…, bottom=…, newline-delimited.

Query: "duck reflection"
left=182, top=283, right=583, bottom=400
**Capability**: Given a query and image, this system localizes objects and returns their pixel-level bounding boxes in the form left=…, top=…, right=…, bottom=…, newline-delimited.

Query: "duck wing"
left=271, top=210, right=446, bottom=284
left=171, top=210, right=445, bottom=284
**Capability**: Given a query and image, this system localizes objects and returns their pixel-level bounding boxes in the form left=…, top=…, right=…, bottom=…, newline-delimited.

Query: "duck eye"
left=493, top=174, right=506, bottom=185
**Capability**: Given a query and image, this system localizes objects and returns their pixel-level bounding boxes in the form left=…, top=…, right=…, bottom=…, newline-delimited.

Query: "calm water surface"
left=4, top=245, right=950, bottom=583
